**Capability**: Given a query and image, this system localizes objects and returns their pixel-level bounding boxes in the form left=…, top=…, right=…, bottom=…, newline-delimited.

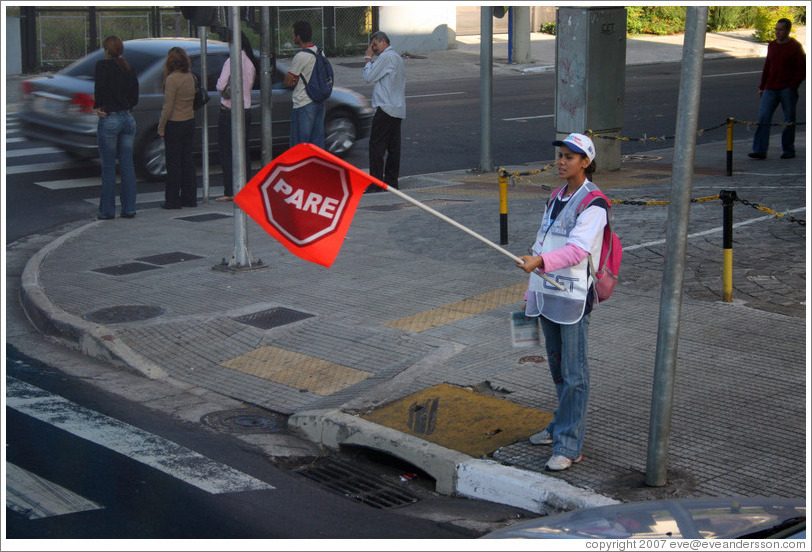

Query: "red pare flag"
left=234, top=143, right=387, bottom=267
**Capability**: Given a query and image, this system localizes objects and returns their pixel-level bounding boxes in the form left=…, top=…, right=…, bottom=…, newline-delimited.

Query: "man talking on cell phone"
left=362, top=31, right=406, bottom=191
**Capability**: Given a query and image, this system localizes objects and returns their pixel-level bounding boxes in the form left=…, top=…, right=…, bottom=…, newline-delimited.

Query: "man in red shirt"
left=749, top=18, right=806, bottom=160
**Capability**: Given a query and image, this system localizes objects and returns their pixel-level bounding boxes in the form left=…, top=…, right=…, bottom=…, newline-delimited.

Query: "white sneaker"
left=546, top=454, right=583, bottom=471
left=529, top=430, right=553, bottom=445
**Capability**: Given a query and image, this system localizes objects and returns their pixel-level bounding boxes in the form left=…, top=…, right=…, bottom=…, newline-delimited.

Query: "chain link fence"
left=32, top=6, right=193, bottom=71
left=274, top=5, right=372, bottom=57
left=26, top=6, right=373, bottom=72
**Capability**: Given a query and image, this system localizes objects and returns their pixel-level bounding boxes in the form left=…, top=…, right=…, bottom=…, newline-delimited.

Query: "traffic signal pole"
left=228, top=6, right=252, bottom=268
left=199, top=26, right=210, bottom=202
left=479, top=7, right=493, bottom=172
left=645, top=6, right=709, bottom=488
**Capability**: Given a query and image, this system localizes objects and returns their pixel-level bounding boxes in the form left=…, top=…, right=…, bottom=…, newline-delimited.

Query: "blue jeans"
left=539, top=313, right=591, bottom=460
left=290, top=101, right=325, bottom=149
left=752, top=87, right=798, bottom=156
left=97, top=111, right=137, bottom=218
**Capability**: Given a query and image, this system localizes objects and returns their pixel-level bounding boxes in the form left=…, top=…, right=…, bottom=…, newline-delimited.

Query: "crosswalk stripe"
left=6, top=462, right=104, bottom=519
left=38, top=177, right=102, bottom=190
left=6, top=377, right=275, bottom=495
left=6, top=146, right=63, bottom=157
left=6, top=161, right=80, bottom=175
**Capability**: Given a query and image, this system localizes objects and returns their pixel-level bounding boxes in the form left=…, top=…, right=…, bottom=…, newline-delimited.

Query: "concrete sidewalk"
left=9, top=26, right=808, bottom=515
left=18, top=130, right=807, bottom=513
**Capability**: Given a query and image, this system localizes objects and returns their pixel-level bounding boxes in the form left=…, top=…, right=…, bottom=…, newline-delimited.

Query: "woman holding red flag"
left=517, top=133, right=608, bottom=472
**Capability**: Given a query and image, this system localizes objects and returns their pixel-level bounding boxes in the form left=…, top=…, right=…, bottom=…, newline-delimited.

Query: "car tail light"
left=21, top=81, right=33, bottom=96
left=71, top=92, right=95, bottom=113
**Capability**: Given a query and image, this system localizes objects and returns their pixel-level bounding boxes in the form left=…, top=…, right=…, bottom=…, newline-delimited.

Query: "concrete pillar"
left=512, top=6, right=531, bottom=64
left=555, top=7, right=626, bottom=172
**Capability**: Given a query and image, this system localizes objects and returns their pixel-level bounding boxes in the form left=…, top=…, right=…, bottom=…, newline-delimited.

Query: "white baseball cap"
left=552, top=133, right=596, bottom=163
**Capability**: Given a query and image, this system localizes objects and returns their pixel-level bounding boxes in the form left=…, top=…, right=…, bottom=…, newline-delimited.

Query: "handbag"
left=193, top=73, right=209, bottom=110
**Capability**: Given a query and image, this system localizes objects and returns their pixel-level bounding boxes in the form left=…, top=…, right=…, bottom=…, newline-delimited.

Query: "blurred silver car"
left=19, top=37, right=374, bottom=181
left=482, top=497, right=806, bottom=539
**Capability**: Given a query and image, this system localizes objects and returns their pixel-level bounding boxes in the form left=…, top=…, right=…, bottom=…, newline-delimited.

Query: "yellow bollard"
left=499, top=170, right=509, bottom=245
left=720, top=190, right=737, bottom=302
left=726, top=117, right=734, bottom=176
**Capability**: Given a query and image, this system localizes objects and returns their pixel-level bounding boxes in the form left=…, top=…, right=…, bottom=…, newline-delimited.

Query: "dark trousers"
left=369, top=108, right=402, bottom=189
left=164, top=118, right=197, bottom=207
left=218, top=107, right=252, bottom=197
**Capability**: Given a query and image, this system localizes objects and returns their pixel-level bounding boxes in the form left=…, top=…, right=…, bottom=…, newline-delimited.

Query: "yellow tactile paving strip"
left=221, top=346, right=372, bottom=396
left=361, top=383, right=553, bottom=457
left=384, top=282, right=526, bottom=333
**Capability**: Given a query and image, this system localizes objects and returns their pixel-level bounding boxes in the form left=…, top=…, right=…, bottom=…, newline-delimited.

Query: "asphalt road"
left=5, top=56, right=791, bottom=243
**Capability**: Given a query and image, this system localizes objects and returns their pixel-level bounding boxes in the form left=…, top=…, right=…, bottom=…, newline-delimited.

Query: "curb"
left=19, top=221, right=168, bottom=379
left=288, top=408, right=617, bottom=514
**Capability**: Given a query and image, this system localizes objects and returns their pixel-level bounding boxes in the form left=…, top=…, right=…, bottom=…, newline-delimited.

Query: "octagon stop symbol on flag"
left=234, top=143, right=385, bottom=268
left=236, top=143, right=566, bottom=290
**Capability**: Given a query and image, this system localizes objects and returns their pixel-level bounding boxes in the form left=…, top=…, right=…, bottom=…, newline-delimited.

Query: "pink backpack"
left=550, top=186, right=622, bottom=302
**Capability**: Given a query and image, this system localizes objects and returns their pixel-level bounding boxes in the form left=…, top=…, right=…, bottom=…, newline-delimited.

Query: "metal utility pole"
left=645, top=6, right=709, bottom=487
left=479, top=6, right=493, bottom=172
left=260, top=6, right=274, bottom=166
left=199, top=25, right=210, bottom=202
left=228, top=6, right=252, bottom=268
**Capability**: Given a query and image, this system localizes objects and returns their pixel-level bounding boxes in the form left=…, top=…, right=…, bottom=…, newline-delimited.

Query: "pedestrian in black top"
left=94, top=35, right=139, bottom=219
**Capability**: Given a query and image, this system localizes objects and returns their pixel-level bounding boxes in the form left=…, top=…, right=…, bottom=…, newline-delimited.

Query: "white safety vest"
left=526, top=181, right=604, bottom=325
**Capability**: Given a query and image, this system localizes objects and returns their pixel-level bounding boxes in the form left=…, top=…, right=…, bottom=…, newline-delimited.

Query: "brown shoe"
left=215, top=196, right=233, bottom=202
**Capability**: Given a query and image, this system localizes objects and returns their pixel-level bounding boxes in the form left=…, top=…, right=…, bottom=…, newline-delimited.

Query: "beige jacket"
left=158, top=71, right=195, bottom=134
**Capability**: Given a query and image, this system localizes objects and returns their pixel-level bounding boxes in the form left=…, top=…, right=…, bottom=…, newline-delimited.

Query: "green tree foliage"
left=708, top=6, right=759, bottom=31
left=753, top=6, right=799, bottom=42
left=622, top=5, right=805, bottom=38
left=626, top=6, right=687, bottom=36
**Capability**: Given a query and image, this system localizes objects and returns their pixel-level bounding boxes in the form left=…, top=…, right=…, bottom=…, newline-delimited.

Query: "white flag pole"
left=381, top=185, right=566, bottom=291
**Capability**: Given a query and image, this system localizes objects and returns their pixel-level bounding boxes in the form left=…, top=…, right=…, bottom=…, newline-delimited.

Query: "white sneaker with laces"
left=529, top=430, right=553, bottom=445
left=546, top=454, right=583, bottom=471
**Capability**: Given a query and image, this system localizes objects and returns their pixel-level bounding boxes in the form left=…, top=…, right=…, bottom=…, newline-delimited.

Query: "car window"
left=191, top=53, right=229, bottom=91
left=61, top=49, right=160, bottom=80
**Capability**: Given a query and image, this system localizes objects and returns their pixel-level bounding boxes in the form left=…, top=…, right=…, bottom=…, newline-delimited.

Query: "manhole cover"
left=92, top=262, right=162, bottom=276
left=84, top=305, right=165, bottom=324
left=134, top=251, right=204, bottom=265
left=178, top=213, right=232, bottom=222
left=201, top=408, right=288, bottom=434
left=295, top=458, right=420, bottom=509
left=232, top=307, right=313, bottom=330
left=361, top=199, right=471, bottom=212
left=622, top=154, right=663, bottom=162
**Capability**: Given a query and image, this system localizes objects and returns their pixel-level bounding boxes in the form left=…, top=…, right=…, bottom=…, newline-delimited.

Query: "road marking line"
left=503, top=114, right=554, bottom=121
left=703, top=70, right=761, bottom=78
left=38, top=177, right=102, bottom=190
left=6, top=462, right=104, bottom=519
left=6, top=377, right=275, bottom=495
left=6, top=161, right=79, bottom=175
left=6, top=146, right=63, bottom=157
left=406, top=91, right=467, bottom=99
left=625, top=207, right=806, bottom=251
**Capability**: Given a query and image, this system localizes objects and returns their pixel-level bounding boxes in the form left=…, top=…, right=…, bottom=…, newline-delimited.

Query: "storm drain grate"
left=177, top=213, right=232, bottom=223
left=361, top=198, right=472, bottom=212
left=232, top=307, right=313, bottom=330
left=84, top=305, right=165, bottom=324
left=295, top=458, right=420, bottom=509
left=92, top=262, right=162, bottom=276
left=134, top=251, right=204, bottom=265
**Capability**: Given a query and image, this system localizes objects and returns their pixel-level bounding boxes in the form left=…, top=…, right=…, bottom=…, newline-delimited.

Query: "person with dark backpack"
left=285, top=21, right=327, bottom=148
